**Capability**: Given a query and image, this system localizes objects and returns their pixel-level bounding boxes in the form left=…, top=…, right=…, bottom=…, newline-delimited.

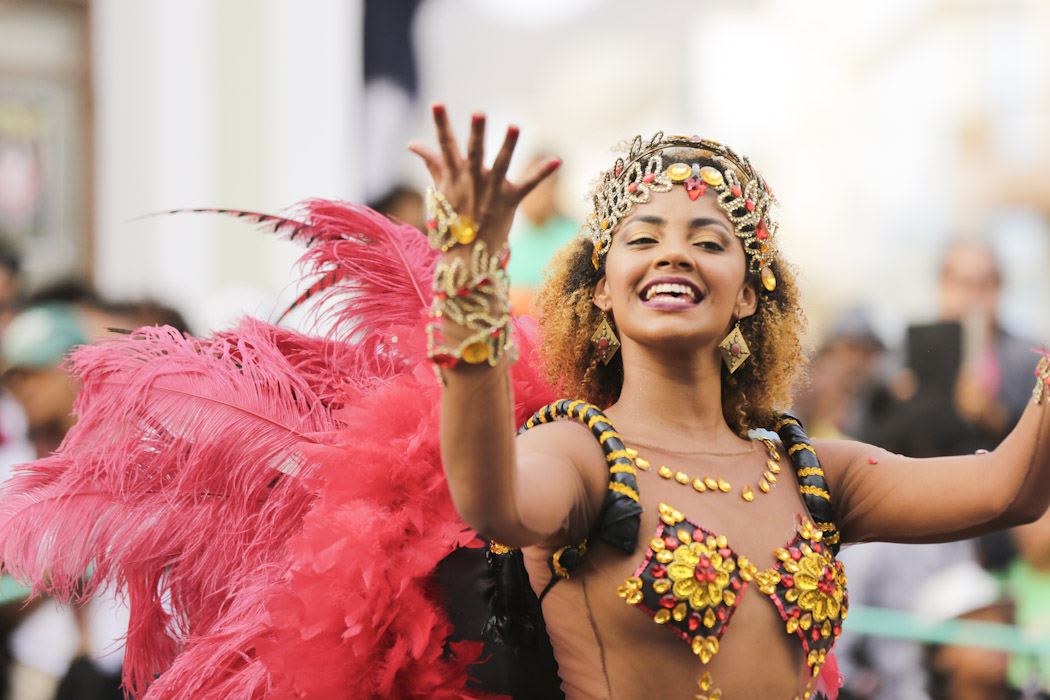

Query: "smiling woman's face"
left=593, top=186, right=757, bottom=353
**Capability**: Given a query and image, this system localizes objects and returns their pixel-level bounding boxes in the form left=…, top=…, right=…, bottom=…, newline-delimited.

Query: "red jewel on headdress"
left=431, top=354, right=457, bottom=369
left=426, top=219, right=437, bottom=230
left=499, top=248, right=510, bottom=270
left=731, top=185, right=742, bottom=197
left=745, top=199, right=755, bottom=211
left=685, top=177, right=706, bottom=200
left=627, top=181, right=638, bottom=193
left=642, top=173, right=655, bottom=183
left=756, top=220, right=770, bottom=241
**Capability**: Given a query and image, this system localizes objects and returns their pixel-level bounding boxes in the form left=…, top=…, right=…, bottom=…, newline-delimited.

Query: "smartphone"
left=906, top=321, right=962, bottom=397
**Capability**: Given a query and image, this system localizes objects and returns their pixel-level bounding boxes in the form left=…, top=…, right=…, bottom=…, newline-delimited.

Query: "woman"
left=1, top=107, right=1048, bottom=700
left=409, top=104, right=1050, bottom=700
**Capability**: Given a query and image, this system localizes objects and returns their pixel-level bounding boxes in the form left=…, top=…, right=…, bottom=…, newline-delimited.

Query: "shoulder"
left=515, top=402, right=613, bottom=486
left=516, top=418, right=605, bottom=463
left=809, top=437, right=902, bottom=513
left=810, top=438, right=870, bottom=482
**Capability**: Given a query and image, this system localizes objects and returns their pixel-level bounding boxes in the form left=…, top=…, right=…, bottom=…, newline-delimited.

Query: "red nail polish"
left=472, top=113, right=484, bottom=125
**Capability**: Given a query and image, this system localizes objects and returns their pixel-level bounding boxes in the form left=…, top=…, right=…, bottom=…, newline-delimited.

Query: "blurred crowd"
left=794, top=237, right=1050, bottom=700
left=0, top=250, right=189, bottom=700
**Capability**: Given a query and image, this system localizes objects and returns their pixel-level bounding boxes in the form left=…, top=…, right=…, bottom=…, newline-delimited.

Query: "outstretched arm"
left=819, top=365, right=1050, bottom=544
left=409, top=106, right=605, bottom=549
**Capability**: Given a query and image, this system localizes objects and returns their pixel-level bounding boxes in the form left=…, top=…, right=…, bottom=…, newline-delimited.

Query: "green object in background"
left=0, top=303, right=89, bottom=371
left=0, top=573, right=32, bottom=605
left=506, top=215, right=579, bottom=288
left=845, top=604, right=1050, bottom=657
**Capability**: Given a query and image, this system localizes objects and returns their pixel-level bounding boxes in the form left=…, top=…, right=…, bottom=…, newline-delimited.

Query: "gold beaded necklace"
left=627, top=438, right=782, bottom=502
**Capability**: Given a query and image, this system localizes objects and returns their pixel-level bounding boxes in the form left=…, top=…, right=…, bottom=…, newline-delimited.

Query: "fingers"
left=480, top=125, right=519, bottom=216
left=407, top=140, right=445, bottom=184
left=432, top=103, right=463, bottom=178
left=466, top=113, right=486, bottom=206
left=512, top=157, right=562, bottom=202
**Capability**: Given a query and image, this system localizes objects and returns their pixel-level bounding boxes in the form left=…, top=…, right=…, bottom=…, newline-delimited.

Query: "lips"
left=639, top=277, right=704, bottom=307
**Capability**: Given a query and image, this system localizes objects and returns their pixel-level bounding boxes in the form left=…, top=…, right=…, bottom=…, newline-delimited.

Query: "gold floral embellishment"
left=667, top=534, right=737, bottom=610
left=776, top=541, right=846, bottom=624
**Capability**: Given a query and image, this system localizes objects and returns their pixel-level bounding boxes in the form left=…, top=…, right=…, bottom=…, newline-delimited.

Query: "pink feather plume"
left=0, top=201, right=556, bottom=699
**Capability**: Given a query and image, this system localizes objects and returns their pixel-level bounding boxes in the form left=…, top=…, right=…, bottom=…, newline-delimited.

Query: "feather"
left=285, top=201, right=438, bottom=340
left=153, top=202, right=438, bottom=341
left=0, top=321, right=344, bottom=697
left=0, top=197, right=557, bottom=699
left=133, top=208, right=315, bottom=243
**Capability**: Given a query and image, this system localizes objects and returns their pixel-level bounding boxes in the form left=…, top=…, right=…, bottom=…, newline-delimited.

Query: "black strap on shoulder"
left=518, top=399, right=643, bottom=583
left=775, top=413, right=841, bottom=553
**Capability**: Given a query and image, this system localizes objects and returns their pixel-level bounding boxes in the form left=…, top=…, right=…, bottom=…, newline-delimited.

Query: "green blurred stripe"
left=0, top=574, right=32, bottom=605
left=846, top=604, right=1050, bottom=656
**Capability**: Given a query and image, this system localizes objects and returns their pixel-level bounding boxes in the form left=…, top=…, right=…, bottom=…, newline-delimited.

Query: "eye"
left=627, top=235, right=658, bottom=245
left=693, top=239, right=725, bottom=251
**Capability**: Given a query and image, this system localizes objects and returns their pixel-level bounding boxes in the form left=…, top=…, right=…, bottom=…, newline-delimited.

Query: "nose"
left=653, top=239, right=694, bottom=271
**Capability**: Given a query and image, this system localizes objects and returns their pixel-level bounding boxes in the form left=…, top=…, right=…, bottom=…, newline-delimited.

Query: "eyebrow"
left=621, top=215, right=731, bottom=234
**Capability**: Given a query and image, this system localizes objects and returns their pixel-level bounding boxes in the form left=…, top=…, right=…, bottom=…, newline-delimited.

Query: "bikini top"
left=518, top=399, right=848, bottom=693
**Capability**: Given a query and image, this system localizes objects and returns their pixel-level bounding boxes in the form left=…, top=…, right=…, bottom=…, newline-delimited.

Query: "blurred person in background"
left=1006, top=505, right=1050, bottom=694
left=915, top=561, right=1025, bottom=700
left=939, top=238, right=1036, bottom=447
left=0, top=250, right=33, bottom=700
left=0, top=293, right=189, bottom=700
left=862, top=237, right=1037, bottom=458
left=370, top=184, right=426, bottom=233
left=505, top=152, right=578, bottom=315
left=839, top=237, right=1041, bottom=700
left=1, top=303, right=87, bottom=458
left=0, top=250, right=21, bottom=331
left=793, top=308, right=887, bottom=441
left=0, top=302, right=92, bottom=700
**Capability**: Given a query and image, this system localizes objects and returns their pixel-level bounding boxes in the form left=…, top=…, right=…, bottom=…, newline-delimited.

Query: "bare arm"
left=819, top=386, right=1050, bottom=544
left=411, top=106, right=604, bottom=548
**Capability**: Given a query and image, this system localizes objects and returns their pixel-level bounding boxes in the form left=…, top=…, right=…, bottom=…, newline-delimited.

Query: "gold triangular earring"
left=718, top=322, right=750, bottom=374
left=591, top=312, right=621, bottom=365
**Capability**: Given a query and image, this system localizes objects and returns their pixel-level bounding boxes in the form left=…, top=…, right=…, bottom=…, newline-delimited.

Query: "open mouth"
left=639, top=278, right=704, bottom=306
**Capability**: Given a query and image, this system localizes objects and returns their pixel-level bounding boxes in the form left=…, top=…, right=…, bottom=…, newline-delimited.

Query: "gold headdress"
left=586, top=133, right=779, bottom=291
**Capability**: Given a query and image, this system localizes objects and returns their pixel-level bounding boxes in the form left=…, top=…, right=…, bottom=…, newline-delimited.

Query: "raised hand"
left=407, top=104, right=561, bottom=246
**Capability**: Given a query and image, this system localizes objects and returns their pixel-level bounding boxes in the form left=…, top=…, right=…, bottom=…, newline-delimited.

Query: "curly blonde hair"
left=534, top=180, right=807, bottom=437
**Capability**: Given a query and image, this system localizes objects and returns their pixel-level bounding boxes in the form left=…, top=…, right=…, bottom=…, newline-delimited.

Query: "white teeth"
left=644, top=282, right=698, bottom=302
